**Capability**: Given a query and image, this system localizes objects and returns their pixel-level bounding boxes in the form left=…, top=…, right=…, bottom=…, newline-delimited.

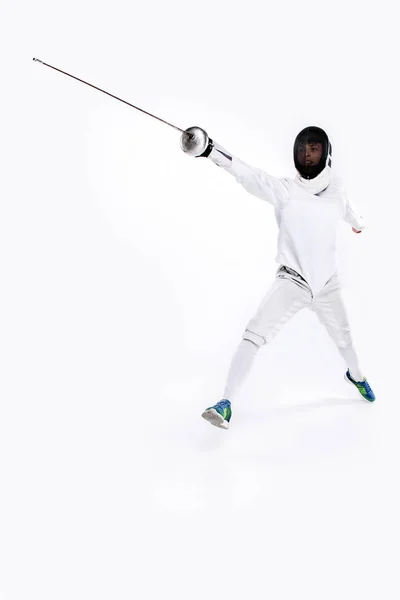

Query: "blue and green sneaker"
left=345, top=370, right=376, bottom=402
left=202, top=399, right=232, bottom=429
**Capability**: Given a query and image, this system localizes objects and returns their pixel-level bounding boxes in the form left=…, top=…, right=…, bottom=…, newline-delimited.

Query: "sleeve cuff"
left=208, top=142, right=234, bottom=168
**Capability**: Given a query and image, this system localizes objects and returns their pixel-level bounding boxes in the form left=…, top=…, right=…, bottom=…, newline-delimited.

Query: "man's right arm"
left=181, top=127, right=289, bottom=209
left=206, top=141, right=288, bottom=208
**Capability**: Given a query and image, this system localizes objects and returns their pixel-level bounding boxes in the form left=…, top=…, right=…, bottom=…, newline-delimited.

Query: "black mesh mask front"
left=294, top=126, right=332, bottom=180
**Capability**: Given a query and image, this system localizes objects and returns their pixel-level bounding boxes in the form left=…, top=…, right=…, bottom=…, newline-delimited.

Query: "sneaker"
left=202, top=399, right=232, bottom=429
left=344, top=370, right=376, bottom=402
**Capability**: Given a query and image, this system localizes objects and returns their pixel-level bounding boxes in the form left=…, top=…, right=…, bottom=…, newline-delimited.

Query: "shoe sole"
left=344, top=372, right=375, bottom=402
left=202, top=408, right=229, bottom=429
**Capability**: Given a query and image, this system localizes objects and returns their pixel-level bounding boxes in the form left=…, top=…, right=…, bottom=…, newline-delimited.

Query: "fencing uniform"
left=206, top=140, right=366, bottom=402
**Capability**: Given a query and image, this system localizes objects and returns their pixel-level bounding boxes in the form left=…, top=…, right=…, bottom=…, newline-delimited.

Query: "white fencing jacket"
left=208, top=142, right=365, bottom=296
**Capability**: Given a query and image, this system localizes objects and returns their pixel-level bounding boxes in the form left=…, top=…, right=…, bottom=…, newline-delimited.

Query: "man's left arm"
left=343, top=190, right=366, bottom=233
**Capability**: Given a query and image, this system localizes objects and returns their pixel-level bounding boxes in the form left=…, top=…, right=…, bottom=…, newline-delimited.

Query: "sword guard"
left=181, top=126, right=210, bottom=157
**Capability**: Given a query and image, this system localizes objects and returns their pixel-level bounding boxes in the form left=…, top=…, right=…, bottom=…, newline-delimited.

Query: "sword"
left=33, top=58, right=191, bottom=136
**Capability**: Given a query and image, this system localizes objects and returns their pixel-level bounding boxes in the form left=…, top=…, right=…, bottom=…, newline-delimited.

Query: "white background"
left=1, top=1, right=399, bottom=598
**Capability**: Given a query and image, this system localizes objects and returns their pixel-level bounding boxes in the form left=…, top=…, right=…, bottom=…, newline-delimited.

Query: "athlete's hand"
left=352, top=227, right=362, bottom=234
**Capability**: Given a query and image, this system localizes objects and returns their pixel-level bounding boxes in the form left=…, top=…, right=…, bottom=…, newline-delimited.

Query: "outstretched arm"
left=181, top=127, right=289, bottom=209
left=206, top=141, right=289, bottom=208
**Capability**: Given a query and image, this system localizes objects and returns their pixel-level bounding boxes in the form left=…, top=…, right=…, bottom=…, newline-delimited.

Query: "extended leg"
left=226, top=277, right=310, bottom=402
left=202, top=274, right=311, bottom=428
left=311, top=274, right=364, bottom=380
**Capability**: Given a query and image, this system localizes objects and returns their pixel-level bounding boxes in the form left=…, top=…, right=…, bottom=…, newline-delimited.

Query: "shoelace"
left=362, top=380, right=372, bottom=394
left=216, top=400, right=230, bottom=409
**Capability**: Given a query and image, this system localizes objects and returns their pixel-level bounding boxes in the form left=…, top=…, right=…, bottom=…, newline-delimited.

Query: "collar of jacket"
left=294, top=165, right=332, bottom=195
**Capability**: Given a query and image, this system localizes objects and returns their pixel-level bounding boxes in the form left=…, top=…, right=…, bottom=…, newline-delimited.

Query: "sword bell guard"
left=180, top=126, right=210, bottom=157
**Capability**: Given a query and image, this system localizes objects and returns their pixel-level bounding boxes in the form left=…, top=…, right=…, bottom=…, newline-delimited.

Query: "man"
left=181, top=126, right=375, bottom=430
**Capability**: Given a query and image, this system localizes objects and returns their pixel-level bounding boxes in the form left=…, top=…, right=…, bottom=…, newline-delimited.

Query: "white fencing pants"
left=223, top=266, right=363, bottom=402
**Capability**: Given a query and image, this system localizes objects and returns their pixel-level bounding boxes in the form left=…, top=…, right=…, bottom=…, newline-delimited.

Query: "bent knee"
left=242, top=329, right=266, bottom=347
